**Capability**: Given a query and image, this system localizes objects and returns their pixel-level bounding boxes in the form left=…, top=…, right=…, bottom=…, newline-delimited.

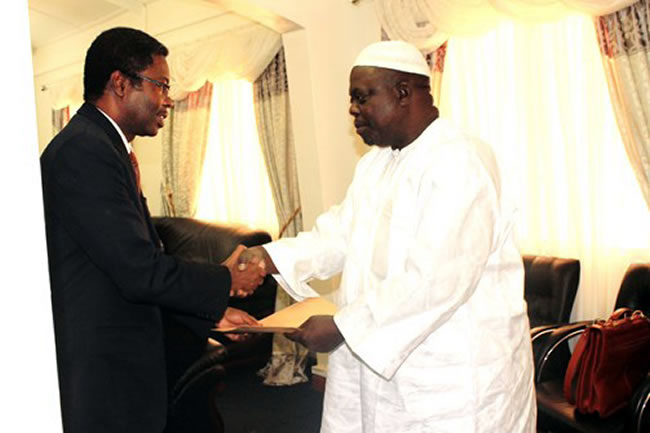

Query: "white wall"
left=2, top=2, right=63, bottom=431
left=32, top=0, right=381, bottom=228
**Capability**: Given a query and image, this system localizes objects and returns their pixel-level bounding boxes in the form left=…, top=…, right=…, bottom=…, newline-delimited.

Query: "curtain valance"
left=376, top=0, right=638, bottom=50
left=45, top=22, right=281, bottom=107
left=167, top=23, right=281, bottom=100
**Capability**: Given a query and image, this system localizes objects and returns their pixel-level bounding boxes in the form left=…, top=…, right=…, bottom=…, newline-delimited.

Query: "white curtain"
left=167, top=24, right=281, bottom=101
left=375, top=0, right=638, bottom=50
left=439, top=14, right=650, bottom=321
left=194, top=79, right=279, bottom=237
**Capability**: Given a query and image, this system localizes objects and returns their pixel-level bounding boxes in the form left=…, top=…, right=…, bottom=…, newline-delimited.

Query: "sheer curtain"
left=253, top=48, right=308, bottom=386
left=427, top=42, right=447, bottom=108
left=161, top=82, right=213, bottom=217
left=374, top=0, right=637, bottom=50
left=439, top=13, right=650, bottom=321
left=52, top=107, right=70, bottom=136
left=254, top=48, right=302, bottom=239
left=194, top=79, right=279, bottom=237
left=167, top=23, right=281, bottom=100
left=50, top=103, right=81, bottom=141
left=597, top=0, right=650, bottom=210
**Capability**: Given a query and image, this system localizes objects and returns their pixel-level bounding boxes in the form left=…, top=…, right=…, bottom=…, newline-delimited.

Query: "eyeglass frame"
left=121, top=70, right=171, bottom=95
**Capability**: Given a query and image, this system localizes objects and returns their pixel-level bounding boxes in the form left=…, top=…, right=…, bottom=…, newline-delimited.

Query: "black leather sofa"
left=152, top=217, right=277, bottom=433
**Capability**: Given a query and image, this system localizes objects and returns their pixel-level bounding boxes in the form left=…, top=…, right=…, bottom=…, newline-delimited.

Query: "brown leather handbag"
left=563, top=308, right=650, bottom=417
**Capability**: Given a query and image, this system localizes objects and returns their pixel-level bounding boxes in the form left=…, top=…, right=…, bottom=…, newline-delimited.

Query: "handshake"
left=221, top=245, right=278, bottom=297
left=220, top=245, right=344, bottom=352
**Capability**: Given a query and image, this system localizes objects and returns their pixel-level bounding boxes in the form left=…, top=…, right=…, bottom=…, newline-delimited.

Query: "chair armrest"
left=626, top=373, right=650, bottom=433
left=530, top=323, right=569, bottom=340
left=532, top=321, right=592, bottom=383
left=166, top=344, right=229, bottom=433
left=170, top=344, right=229, bottom=407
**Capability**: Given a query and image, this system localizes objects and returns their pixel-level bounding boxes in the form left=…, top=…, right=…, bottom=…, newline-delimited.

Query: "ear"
left=108, top=70, right=128, bottom=98
left=396, top=82, right=410, bottom=105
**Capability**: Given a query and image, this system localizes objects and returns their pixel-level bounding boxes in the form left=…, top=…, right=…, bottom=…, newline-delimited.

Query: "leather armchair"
left=523, top=254, right=580, bottom=330
left=152, top=217, right=277, bottom=433
left=615, top=264, right=650, bottom=316
left=154, top=216, right=277, bottom=324
left=533, top=263, right=650, bottom=433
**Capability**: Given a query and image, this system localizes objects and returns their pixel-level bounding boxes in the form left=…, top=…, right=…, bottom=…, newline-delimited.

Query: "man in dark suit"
left=40, top=27, right=265, bottom=433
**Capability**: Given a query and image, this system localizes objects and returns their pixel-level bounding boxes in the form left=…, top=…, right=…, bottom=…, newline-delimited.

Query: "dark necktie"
left=128, top=151, right=142, bottom=194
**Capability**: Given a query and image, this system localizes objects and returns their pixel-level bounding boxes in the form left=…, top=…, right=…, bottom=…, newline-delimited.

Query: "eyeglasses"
left=123, top=71, right=170, bottom=95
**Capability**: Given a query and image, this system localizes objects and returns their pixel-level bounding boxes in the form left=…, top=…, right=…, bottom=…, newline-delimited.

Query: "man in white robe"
left=241, top=40, right=536, bottom=433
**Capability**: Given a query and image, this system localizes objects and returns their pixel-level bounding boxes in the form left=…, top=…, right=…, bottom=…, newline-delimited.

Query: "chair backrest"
left=615, top=263, right=650, bottom=316
left=152, top=216, right=272, bottom=264
left=523, top=255, right=580, bottom=328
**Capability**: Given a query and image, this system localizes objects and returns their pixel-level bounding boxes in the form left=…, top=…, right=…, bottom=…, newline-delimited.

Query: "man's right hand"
left=222, top=245, right=266, bottom=297
left=238, top=245, right=278, bottom=274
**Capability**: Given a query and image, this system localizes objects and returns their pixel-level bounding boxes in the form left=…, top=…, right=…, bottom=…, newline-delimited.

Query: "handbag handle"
left=605, top=308, right=647, bottom=326
left=609, top=307, right=633, bottom=321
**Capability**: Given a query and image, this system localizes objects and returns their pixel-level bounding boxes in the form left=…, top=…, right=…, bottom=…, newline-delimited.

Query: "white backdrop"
left=0, top=2, right=62, bottom=432
left=439, top=14, right=650, bottom=321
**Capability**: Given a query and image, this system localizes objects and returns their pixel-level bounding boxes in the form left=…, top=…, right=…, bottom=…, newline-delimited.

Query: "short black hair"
left=83, top=27, right=168, bottom=102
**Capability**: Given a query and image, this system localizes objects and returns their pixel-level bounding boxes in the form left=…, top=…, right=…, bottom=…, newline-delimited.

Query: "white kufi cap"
left=352, top=40, right=430, bottom=77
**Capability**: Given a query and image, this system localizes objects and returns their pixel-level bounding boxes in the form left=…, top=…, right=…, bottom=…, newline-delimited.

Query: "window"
left=439, top=14, right=650, bottom=319
left=194, top=79, right=279, bottom=238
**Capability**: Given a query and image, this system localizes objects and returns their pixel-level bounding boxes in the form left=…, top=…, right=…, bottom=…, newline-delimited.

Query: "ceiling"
left=28, top=0, right=166, bottom=50
left=27, top=0, right=298, bottom=52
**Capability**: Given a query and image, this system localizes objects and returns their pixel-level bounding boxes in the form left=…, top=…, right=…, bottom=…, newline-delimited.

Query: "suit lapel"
left=77, top=103, right=139, bottom=196
left=77, top=103, right=163, bottom=251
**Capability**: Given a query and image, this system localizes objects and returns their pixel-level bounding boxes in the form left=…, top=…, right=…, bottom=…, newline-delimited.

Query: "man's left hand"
left=216, top=307, right=259, bottom=341
left=285, top=315, right=344, bottom=353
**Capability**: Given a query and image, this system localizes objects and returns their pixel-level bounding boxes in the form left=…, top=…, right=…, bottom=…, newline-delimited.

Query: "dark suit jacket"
left=40, top=103, right=231, bottom=433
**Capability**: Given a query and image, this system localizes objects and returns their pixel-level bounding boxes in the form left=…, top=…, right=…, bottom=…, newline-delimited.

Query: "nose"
left=164, top=94, right=174, bottom=109
left=349, top=102, right=359, bottom=117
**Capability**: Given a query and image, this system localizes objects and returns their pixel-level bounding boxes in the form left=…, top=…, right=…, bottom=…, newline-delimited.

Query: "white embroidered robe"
left=265, top=118, right=536, bottom=433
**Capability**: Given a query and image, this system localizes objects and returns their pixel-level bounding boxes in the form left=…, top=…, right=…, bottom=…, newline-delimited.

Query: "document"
left=214, top=297, right=337, bottom=333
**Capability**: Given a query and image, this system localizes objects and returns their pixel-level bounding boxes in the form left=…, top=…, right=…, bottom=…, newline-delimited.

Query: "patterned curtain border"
left=597, top=0, right=650, bottom=58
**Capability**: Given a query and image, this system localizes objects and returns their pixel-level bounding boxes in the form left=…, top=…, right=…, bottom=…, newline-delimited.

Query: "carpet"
left=215, top=368, right=324, bottom=433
